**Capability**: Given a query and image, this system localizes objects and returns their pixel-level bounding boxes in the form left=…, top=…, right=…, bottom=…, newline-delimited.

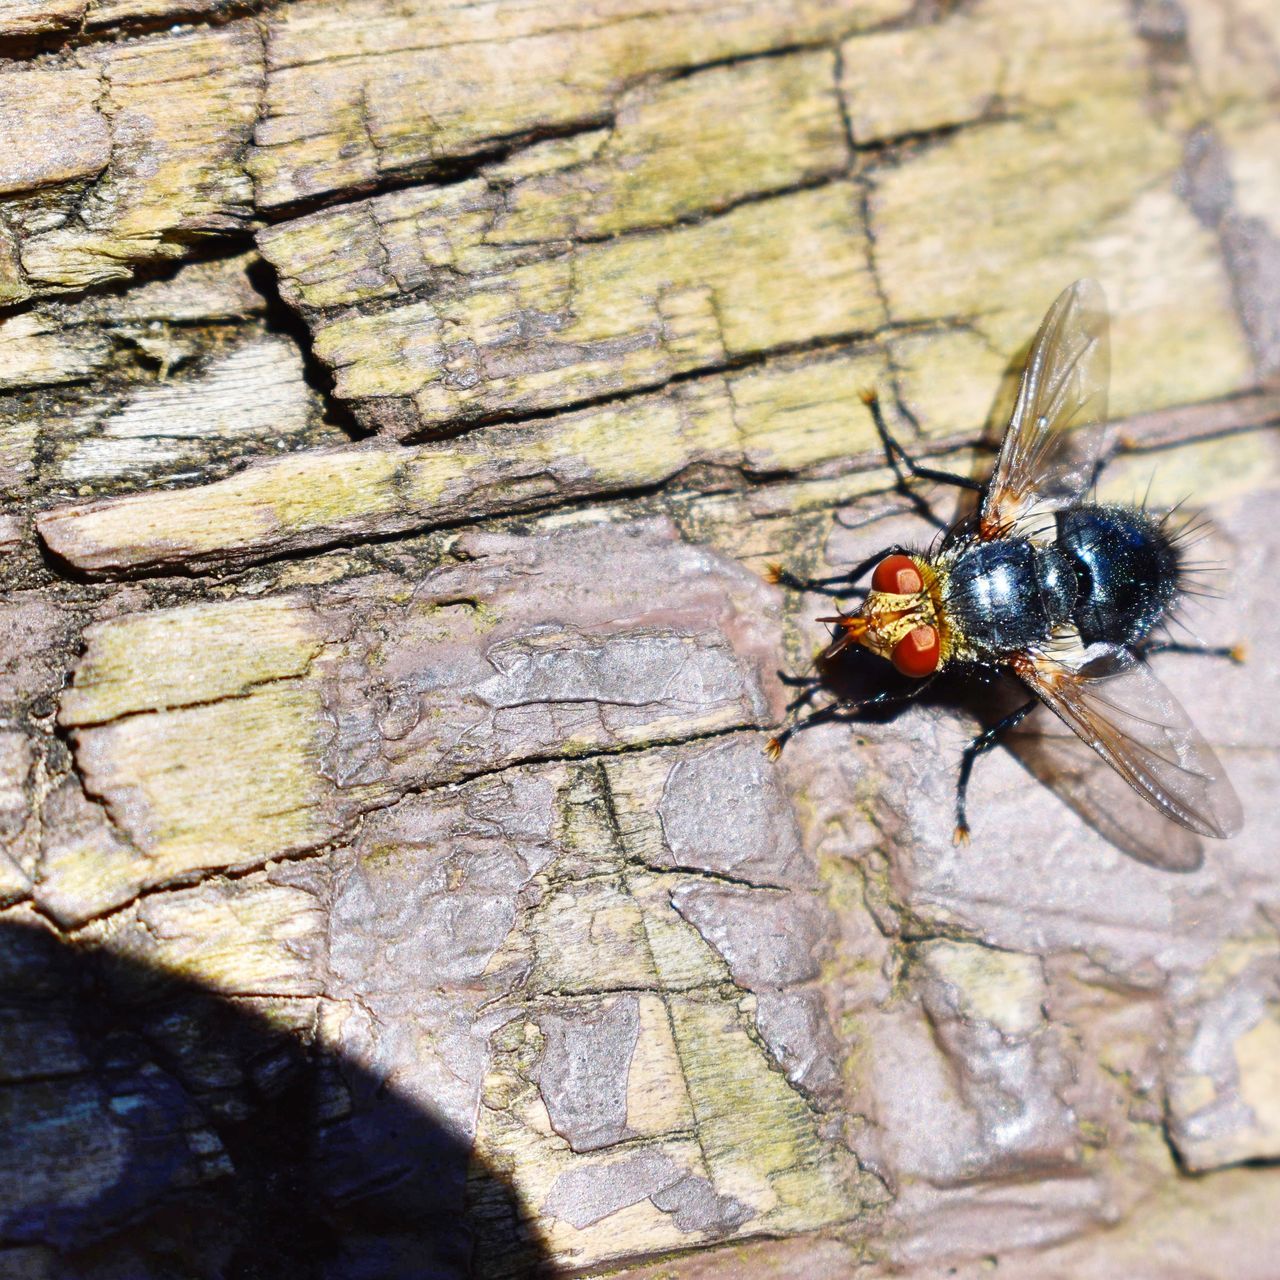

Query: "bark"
left=2, top=1, right=1280, bottom=1277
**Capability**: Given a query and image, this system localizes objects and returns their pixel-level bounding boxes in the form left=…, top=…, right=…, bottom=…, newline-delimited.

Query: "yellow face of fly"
left=826, top=553, right=955, bottom=676
left=855, top=584, right=940, bottom=662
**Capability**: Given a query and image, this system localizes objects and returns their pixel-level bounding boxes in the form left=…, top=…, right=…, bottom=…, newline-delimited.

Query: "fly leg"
left=768, top=389, right=979, bottom=593
left=776, top=670, right=827, bottom=719
left=861, top=388, right=984, bottom=493
left=953, top=698, right=1038, bottom=844
left=767, top=679, right=936, bottom=759
left=766, top=545, right=911, bottom=598
left=1138, top=639, right=1246, bottom=663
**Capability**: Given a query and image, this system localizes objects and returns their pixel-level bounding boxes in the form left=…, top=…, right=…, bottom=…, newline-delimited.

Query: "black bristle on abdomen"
left=1057, top=504, right=1181, bottom=647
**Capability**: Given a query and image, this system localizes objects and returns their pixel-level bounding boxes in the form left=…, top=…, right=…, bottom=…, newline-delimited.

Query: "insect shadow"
left=0, top=915, right=551, bottom=1279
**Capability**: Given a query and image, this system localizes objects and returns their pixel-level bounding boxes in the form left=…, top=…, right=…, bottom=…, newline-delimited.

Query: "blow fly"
left=768, top=279, right=1243, bottom=844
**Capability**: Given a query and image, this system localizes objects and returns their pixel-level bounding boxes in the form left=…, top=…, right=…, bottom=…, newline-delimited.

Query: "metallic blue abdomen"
left=1057, top=505, right=1178, bottom=646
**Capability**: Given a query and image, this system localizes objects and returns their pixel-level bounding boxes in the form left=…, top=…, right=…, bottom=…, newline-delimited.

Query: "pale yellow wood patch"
left=917, top=940, right=1047, bottom=1039
left=625, top=994, right=698, bottom=1139
left=36, top=342, right=901, bottom=575
left=486, top=50, right=848, bottom=242
left=18, top=22, right=261, bottom=292
left=78, top=876, right=325, bottom=999
left=249, top=0, right=905, bottom=208
left=665, top=992, right=859, bottom=1227
left=862, top=0, right=1254, bottom=416
left=525, top=876, right=657, bottom=995
left=306, top=183, right=880, bottom=428
left=0, top=311, right=113, bottom=391
left=260, top=48, right=850, bottom=311
left=70, top=683, right=339, bottom=881
left=0, top=0, right=85, bottom=37
left=1183, top=0, right=1280, bottom=119
left=59, top=596, right=325, bottom=727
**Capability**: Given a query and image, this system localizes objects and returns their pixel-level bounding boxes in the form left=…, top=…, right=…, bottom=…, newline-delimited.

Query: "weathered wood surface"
left=2, top=1, right=1279, bottom=1277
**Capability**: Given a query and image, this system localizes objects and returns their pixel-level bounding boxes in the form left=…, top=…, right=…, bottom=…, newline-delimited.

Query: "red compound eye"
left=872, top=554, right=923, bottom=595
left=891, top=625, right=941, bottom=678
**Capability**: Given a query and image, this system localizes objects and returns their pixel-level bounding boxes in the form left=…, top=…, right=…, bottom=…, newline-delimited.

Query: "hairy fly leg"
left=1138, top=639, right=1245, bottom=663
left=765, top=545, right=911, bottom=598
left=767, top=678, right=937, bottom=758
left=861, top=388, right=984, bottom=494
left=953, top=697, right=1039, bottom=844
left=766, top=387, right=981, bottom=595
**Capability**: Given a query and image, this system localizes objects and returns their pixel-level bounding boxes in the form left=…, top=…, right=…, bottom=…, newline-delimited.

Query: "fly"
left=767, top=279, right=1243, bottom=845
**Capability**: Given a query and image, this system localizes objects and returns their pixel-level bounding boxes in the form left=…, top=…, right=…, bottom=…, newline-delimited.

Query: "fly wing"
left=1014, top=637, right=1242, bottom=839
left=981, top=279, right=1111, bottom=539
left=1008, top=704, right=1207, bottom=871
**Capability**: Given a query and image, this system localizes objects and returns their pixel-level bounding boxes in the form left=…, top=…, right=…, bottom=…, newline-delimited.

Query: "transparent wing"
left=1014, top=636, right=1242, bottom=839
left=981, top=279, right=1111, bottom=539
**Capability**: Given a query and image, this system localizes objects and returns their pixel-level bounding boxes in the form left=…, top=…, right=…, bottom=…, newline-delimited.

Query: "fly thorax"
left=940, top=537, right=1067, bottom=658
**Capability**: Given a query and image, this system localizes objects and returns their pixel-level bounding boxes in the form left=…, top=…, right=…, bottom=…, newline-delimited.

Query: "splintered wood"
left=3, top=0, right=1280, bottom=1277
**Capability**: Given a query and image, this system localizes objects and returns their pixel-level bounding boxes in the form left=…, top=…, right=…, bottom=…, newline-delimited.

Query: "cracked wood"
left=3, top=0, right=1280, bottom=1278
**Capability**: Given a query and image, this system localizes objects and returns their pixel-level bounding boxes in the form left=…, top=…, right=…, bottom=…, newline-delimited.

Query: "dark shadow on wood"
left=0, top=918, right=551, bottom=1278
left=1004, top=706, right=1206, bottom=872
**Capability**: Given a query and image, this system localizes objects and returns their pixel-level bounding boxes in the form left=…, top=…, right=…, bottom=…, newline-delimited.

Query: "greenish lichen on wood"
left=2, top=0, right=1280, bottom=1277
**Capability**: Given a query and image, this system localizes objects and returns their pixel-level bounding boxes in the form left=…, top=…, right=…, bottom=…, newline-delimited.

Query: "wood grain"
left=2, top=0, right=1279, bottom=1276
